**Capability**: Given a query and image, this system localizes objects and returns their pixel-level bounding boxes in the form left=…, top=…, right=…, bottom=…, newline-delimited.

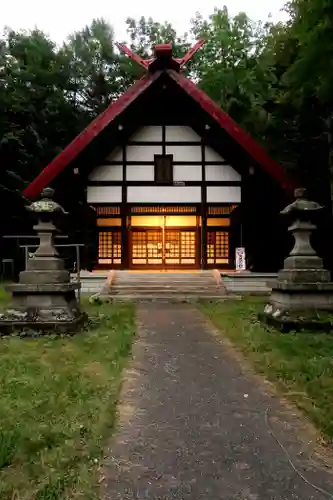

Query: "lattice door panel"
left=164, top=230, right=197, bottom=266
left=131, top=229, right=163, bottom=266
left=207, top=231, right=229, bottom=265
left=98, top=231, right=122, bottom=265
left=165, top=230, right=180, bottom=265
left=180, top=231, right=196, bottom=265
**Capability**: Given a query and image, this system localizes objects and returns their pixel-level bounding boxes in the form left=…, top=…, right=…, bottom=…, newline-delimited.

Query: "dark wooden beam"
left=88, top=180, right=242, bottom=187
left=127, top=140, right=202, bottom=146
left=121, top=144, right=128, bottom=268
left=162, top=125, right=166, bottom=155
left=201, top=138, right=207, bottom=269
left=104, top=160, right=230, bottom=166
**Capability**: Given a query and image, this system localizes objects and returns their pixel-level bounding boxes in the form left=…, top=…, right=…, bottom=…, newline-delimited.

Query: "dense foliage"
left=0, top=1, right=332, bottom=246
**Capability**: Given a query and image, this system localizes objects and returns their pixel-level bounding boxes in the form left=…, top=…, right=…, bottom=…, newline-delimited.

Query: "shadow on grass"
left=0, top=285, right=10, bottom=309
left=35, top=477, right=67, bottom=500
left=0, top=429, right=20, bottom=469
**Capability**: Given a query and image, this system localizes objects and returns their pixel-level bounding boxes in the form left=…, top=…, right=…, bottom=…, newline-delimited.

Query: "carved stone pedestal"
left=0, top=188, right=86, bottom=335
left=260, top=188, right=333, bottom=332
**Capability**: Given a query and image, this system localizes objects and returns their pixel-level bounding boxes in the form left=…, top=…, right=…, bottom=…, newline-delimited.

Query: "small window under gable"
left=154, top=154, right=173, bottom=183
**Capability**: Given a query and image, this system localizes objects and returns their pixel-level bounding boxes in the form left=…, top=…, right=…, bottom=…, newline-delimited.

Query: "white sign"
left=235, top=247, right=246, bottom=271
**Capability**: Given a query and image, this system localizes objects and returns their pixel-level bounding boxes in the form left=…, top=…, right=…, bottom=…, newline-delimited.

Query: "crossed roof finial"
left=115, top=39, right=206, bottom=72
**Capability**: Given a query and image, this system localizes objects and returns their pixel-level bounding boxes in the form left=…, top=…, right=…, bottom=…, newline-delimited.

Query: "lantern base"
left=259, top=310, right=333, bottom=333
left=260, top=283, right=333, bottom=332
left=0, top=282, right=86, bottom=335
left=0, top=315, right=87, bottom=336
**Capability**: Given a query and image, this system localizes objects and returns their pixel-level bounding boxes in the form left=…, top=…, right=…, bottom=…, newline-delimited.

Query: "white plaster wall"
left=207, top=186, right=241, bottom=203
left=165, top=145, right=201, bottom=162
left=205, top=146, right=225, bottom=162
left=126, top=165, right=154, bottom=181
left=165, top=126, right=201, bottom=142
left=126, top=144, right=162, bottom=162
left=131, top=126, right=162, bottom=142
left=88, top=164, right=123, bottom=181
left=127, top=186, right=201, bottom=203
left=87, top=186, right=122, bottom=203
left=173, top=165, right=202, bottom=181
left=205, top=165, right=241, bottom=182
left=105, top=147, right=123, bottom=162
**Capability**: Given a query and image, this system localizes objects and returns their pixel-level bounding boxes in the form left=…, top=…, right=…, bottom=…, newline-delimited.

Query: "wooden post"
left=201, top=139, right=207, bottom=268
left=76, top=243, right=81, bottom=303
left=121, top=143, right=128, bottom=268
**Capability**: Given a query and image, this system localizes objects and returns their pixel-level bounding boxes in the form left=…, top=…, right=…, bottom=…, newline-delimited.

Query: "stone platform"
left=88, top=270, right=231, bottom=301
left=221, top=271, right=277, bottom=295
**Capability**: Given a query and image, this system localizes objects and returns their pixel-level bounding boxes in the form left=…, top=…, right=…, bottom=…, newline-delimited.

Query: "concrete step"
left=82, top=271, right=223, bottom=299
left=80, top=285, right=106, bottom=289
left=79, top=278, right=108, bottom=294
left=112, top=282, right=221, bottom=290
left=78, top=278, right=108, bottom=282
left=113, top=281, right=217, bottom=289
left=221, top=272, right=277, bottom=278
left=109, top=289, right=225, bottom=297
left=96, top=294, right=239, bottom=302
left=221, top=272, right=276, bottom=296
left=116, top=275, right=214, bottom=279
left=79, top=279, right=107, bottom=284
left=74, top=275, right=108, bottom=281
left=81, top=287, right=107, bottom=291
left=225, top=284, right=271, bottom=290
left=225, top=289, right=270, bottom=293
left=116, top=272, right=212, bottom=276
left=115, top=277, right=214, bottom=283
left=115, top=278, right=217, bottom=281
left=112, top=291, right=221, bottom=296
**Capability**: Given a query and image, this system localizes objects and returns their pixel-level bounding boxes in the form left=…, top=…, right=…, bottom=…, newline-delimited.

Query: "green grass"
left=0, top=298, right=136, bottom=500
left=0, top=285, right=10, bottom=307
left=200, top=298, right=333, bottom=442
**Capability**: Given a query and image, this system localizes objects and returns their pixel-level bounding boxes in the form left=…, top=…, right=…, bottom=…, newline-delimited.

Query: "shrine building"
left=24, top=41, right=294, bottom=271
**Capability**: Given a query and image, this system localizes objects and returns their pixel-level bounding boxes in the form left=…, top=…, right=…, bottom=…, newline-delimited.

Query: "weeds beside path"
left=200, top=298, right=333, bottom=443
left=0, top=299, right=135, bottom=500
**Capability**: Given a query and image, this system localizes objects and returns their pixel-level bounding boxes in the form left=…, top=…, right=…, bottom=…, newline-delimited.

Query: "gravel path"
left=103, top=303, right=333, bottom=500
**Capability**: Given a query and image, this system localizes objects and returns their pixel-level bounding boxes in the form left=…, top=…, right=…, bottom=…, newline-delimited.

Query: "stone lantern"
left=0, top=188, right=85, bottom=333
left=261, top=187, right=333, bottom=331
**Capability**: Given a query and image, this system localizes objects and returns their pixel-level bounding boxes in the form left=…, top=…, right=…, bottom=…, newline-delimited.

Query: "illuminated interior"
left=131, top=215, right=197, bottom=227
left=97, top=218, right=121, bottom=226
left=207, top=231, right=229, bottom=264
left=131, top=228, right=197, bottom=266
left=130, top=216, right=197, bottom=266
left=98, top=230, right=122, bottom=265
left=97, top=213, right=231, bottom=267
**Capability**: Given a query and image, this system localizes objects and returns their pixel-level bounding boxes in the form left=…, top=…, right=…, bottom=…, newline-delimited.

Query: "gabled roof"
left=24, top=42, right=295, bottom=199
left=24, top=72, right=161, bottom=199
left=168, top=70, right=294, bottom=192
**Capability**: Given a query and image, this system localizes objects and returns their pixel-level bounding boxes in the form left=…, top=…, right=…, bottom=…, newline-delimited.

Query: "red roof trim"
left=24, top=64, right=295, bottom=199
left=115, top=43, right=150, bottom=70
left=154, top=44, right=173, bottom=57
left=116, top=40, right=207, bottom=73
left=168, top=70, right=295, bottom=194
left=23, top=72, right=160, bottom=198
left=179, top=39, right=206, bottom=68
